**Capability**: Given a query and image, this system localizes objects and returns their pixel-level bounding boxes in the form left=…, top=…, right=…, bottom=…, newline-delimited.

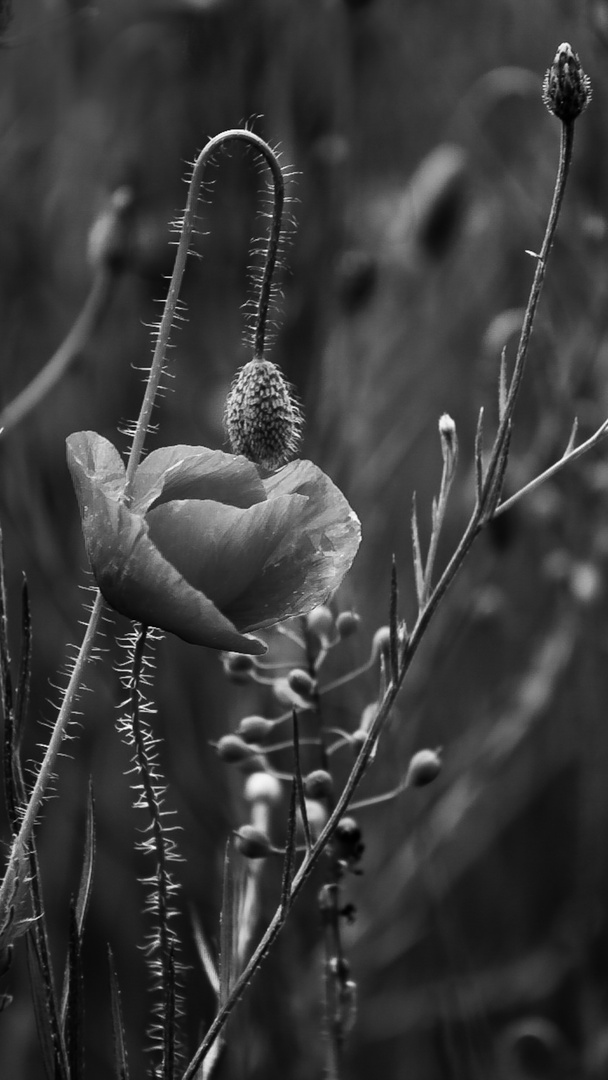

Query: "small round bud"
left=336, top=611, right=361, bottom=639
left=222, top=651, right=257, bottom=684
left=406, top=749, right=442, bottom=787
left=569, top=561, right=602, bottom=605
left=303, top=769, right=334, bottom=800
left=299, top=798, right=328, bottom=841
left=542, top=43, right=591, bottom=123
left=287, top=668, right=317, bottom=699
left=334, top=817, right=364, bottom=867
left=306, top=605, right=337, bottom=646
left=236, top=752, right=268, bottom=776
left=235, top=825, right=272, bottom=859
left=243, top=771, right=283, bottom=805
left=224, top=358, right=303, bottom=472
left=273, top=676, right=314, bottom=709
left=216, top=734, right=256, bottom=764
left=237, top=716, right=275, bottom=744
left=371, top=626, right=391, bottom=662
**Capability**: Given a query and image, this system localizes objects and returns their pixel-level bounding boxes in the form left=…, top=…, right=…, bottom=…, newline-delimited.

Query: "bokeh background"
left=2, top=1, right=608, bottom=1077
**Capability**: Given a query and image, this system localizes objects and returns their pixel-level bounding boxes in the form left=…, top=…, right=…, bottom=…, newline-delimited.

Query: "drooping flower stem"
left=124, top=129, right=285, bottom=502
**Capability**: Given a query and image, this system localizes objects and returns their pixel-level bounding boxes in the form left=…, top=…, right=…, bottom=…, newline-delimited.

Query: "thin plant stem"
left=123, top=129, right=285, bottom=502
left=180, top=110, right=579, bottom=1080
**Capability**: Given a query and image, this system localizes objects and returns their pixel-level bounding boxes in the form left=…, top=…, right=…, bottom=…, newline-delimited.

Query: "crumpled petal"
left=145, top=493, right=307, bottom=609
left=67, top=432, right=266, bottom=653
left=225, top=459, right=362, bottom=630
left=131, top=445, right=267, bottom=514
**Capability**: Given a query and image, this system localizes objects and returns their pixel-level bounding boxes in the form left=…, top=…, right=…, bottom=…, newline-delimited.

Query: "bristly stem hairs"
left=0, top=129, right=288, bottom=923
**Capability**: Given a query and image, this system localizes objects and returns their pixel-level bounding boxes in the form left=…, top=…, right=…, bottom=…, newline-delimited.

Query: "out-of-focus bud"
left=235, top=825, right=272, bottom=859
left=222, top=651, right=257, bottom=684
left=273, top=676, right=314, bottom=710
left=303, top=769, right=334, bottom=801
left=243, top=771, right=283, bottom=805
left=569, top=561, right=602, bottom=605
left=336, top=611, right=361, bottom=639
left=306, top=605, right=337, bottom=648
left=542, top=43, right=591, bottom=123
left=438, top=413, right=458, bottom=481
left=87, top=187, right=135, bottom=272
left=371, top=626, right=391, bottom=662
left=237, top=716, right=275, bottom=744
left=287, top=668, right=317, bottom=700
left=298, top=798, right=328, bottom=842
left=216, top=734, right=256, bottom=764
left=334, top=817, right=364, bottom=868
left=406, top=748, right=442, bottom=787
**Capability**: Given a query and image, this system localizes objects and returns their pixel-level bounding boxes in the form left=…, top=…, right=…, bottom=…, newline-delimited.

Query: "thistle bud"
left=406, top=748, right=442, bottom=787
left=224, top=358, right=303, bottom=472
left=542, top=43, right=591, bottom=123
left=237, top=715, right=275, bottom=744
left=235, top=825, right=272, bottom=859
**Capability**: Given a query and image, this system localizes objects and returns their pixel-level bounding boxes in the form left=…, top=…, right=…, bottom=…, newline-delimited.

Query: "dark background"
left=2, top=1, right=608, bottom=1077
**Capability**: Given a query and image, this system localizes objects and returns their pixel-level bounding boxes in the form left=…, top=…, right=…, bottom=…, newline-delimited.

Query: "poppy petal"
left=145, top=494, right=306, bottom=612
left=225, top=460, right=361, bottom=630
left=131, top=446, right=267, bottom=514
left=67, top=436, right=266, bottom=653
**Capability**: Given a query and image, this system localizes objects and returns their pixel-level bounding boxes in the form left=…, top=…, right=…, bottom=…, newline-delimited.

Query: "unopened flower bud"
left=216, top=734, right=256, bottom=764
left=334, top=817, right=364, bottom=867
left=224, top=358, right=303, bottom=472
left=336, top=611, right=361, bottom=639
left=371, top=626, right=391, bottom=662
left=406, top=748, right=442, bottom=787
left=237, top=715, right=275, bottom=744
left=439, top=413, right=458, bottom=478
left=287, top=668, right=317, bottom=699
left=306, top=605, right=337, bottom=646
left=273, top=675, right=314, bottom=709
left=235, top=825, right=272, bottom=859
left=542, top=43, right=591, bottom=123
left=243, top=771, right=283, bottom=805
left=222, top=651, right=257, bottom=683
left=87, top=187, right=135, bottom=272
left=303, top=769, right=334, bottom=800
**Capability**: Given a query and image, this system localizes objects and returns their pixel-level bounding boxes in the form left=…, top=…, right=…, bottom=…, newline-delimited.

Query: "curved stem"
left=123, top=129, right=285, bottom=501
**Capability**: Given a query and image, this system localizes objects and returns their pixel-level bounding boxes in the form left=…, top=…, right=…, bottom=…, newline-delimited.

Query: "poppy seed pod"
left=224, top=358, right=303, bottom=472
left=67, top=433, right=361, bottom=652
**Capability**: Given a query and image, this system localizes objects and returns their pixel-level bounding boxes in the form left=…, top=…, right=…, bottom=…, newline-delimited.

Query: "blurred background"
left=2, top=1, right=608, bottom=1077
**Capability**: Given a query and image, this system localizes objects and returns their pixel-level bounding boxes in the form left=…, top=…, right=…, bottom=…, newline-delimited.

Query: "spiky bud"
left=303, top=769, right=334, bottom=800
left=336, top=611, right=361, bottom=639
left=243, top=771, right=283, bottom=805
left=406, top=748, right=442, bottom=787
left=237, top=715, right=275, bottom=744
left=235, top=825, right=272, bottom=859
left=542, top=43, right=591, bottom=123
left=224, top=358, right=303, bottom=472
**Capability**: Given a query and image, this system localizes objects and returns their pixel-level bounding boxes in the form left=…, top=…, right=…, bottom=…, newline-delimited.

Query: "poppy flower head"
left=67, top=432, right=361, bottom=654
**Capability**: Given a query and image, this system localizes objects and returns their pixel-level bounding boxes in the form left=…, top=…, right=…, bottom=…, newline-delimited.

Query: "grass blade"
left=108, top=946, right=129, bottom=1080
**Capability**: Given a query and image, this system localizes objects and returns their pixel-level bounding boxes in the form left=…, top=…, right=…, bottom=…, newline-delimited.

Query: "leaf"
left=65, top=901, right=84, bottom=1080
left=108, top=946, right=129, bottom=1080
left=218, top=838, right=242, bottom=1008
left=61, top=782, right=96, bottom=1029
left=389, top=557, right=400, bottom=685
left=410, top=494, right=425, bottom=607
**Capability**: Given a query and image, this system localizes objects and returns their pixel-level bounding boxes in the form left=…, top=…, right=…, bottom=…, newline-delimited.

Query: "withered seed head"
left=224, top=358, right=303, bottom=472
left=542, top=43, right=591, bottom=123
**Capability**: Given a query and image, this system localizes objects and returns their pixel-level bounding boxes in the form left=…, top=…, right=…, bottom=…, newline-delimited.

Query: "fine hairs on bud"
left=224, top=357, right=303, bottom=471
left=542, top=43, right=591, bottom=123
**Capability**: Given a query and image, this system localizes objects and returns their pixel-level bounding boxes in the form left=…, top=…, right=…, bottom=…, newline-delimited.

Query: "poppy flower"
left=66, top=431, right=361, bottom=655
